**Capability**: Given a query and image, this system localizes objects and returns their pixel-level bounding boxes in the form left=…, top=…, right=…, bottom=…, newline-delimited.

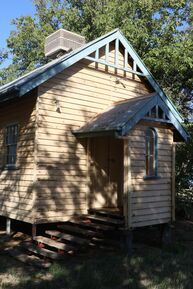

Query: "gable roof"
left=73, top=93, right=188, bottom=141
left=0, top=29, right=119, bottom=101
left=0, top=28, right=183, bottom=124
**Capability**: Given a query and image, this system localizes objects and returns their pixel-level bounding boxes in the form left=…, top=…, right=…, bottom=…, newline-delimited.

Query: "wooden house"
left=0, top=29, right=188, bottom=236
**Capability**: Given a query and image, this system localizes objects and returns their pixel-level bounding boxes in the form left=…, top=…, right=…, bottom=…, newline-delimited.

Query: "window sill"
left=143, top=176, right=161, bottom=180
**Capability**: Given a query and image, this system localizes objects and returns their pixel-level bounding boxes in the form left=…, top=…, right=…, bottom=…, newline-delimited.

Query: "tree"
left=0, top=0, right=193, bottom=116
left=0, top=0, right=193, bottom=198
left=176, top=125, right=193, bottom=191
left=176, top=124, right=193, bottom=218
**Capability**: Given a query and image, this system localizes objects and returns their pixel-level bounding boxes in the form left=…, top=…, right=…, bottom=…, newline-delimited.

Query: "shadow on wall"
left=33, top=104, right=122, bottom=221
left=0, top=91, right=38, bottom=223
left=0, top=58, right=172, bottom=225
left=88, top=136, right=123, bottom=209
left=34, top=120, right=87, bottom=222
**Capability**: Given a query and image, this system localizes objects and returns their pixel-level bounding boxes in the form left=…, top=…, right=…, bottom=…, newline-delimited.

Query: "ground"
left=0, top=220, right=193, bottom=289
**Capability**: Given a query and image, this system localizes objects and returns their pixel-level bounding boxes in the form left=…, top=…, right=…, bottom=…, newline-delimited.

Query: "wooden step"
left=85, top=215, right=124, bottom=227
left=45, top=230, right=89, bottom=245
left=92, top=237, right=120, bottom=248
left=23, top=242, right=64, bottom=260
left=34, top=236, right=77, bottom=252
left=73, top=219, right=115, bottom=232
left=58, top=223, right=98, bottom=238
left=6, top=247, right=52, bottom=268
left=88, top=208, right=124, bottom=220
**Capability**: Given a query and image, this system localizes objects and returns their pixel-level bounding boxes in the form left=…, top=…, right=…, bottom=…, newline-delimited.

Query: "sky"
left=1, top=0, right=35, bottom=66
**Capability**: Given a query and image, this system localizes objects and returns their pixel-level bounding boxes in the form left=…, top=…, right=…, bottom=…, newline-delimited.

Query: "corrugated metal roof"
left=73, top=93, right=189, bottom=141
left=0, top=55, right=67, bottom=95
left=0, top=28, right=188, bottom=140
left=74, top=94, right=156, bottom=136
left=0, top=29, right=119, bottom=99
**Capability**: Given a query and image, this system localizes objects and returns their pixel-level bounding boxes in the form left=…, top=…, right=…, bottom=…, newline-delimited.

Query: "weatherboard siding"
left=0, top=29, right=182, bottom=230
left=35, top=55, right=152, bottom=222
left=0, top=90, right=37, bottom=223
left=129, top=124, right=173, bottom=227
left=0, top=57, right=173, bottom=226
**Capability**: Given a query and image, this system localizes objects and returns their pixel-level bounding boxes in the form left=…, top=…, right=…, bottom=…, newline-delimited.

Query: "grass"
left=0, top=220, right=193, bottom=289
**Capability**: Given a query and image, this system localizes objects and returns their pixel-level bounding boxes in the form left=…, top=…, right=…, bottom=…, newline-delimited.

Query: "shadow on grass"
left=0, top=242, right=193, bottom=289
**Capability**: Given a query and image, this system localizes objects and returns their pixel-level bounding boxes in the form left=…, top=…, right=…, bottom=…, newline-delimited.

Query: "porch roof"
left=73, top=93, right=188, bottom=141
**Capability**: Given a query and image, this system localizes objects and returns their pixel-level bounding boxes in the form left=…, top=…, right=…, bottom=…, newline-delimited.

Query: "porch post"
left=86, top=138, right=90, bottom=212
left=123, top=139, right=132, bottom=228
left=32, top=224, right=37, bottom=240
left=6, top=218, right=11, bottom=235
left=171, top=143, right=176, bottom=222
left=123, top=139, right=132, bottom=253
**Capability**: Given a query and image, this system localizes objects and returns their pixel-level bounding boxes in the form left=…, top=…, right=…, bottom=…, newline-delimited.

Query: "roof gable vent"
left=45, top=29, right=86, bottom=59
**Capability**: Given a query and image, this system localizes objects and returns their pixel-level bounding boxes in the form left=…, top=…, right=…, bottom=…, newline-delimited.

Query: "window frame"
left=144, top=127, right=158, bottom=179
left=4, top=123, right=19, bottom=169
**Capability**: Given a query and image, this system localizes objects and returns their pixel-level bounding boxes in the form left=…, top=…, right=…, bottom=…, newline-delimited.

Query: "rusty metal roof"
left=73, top=93, right=188, bottom=141
left=74, top=94, right=157, bottom=138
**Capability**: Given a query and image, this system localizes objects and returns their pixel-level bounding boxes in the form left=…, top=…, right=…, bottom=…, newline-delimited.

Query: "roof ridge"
left=0, top=28, right=119, bottom=95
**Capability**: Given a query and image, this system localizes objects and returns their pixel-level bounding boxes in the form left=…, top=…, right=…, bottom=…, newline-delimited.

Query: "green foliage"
left=0, top=49, right=7, bottom=66
left=176, top=124, right=193, bottom=192
left=0, top=2, right=193, bottom=204
left=0, top=1, right=193, bottom=199
left=176, top=124, right=193, bottom=219
left=0, top=64, right=20, bottom=86
left=0, top=0, right=193, bottom=117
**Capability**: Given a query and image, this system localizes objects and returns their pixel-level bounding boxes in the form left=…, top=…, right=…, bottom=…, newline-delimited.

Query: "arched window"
left=145, top=128, right=158, bottom=177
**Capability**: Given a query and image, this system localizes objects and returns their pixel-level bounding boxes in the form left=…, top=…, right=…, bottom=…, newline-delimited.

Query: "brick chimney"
left=44, top=29, right=86, bottom=59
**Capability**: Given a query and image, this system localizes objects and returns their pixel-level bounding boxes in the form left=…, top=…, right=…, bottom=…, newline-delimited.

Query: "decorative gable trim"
left=122, top=95, right=188, bottom=141
left=74, top=93, right=188, bottom=141
left=157, top=97, right=188, bottom=141
left=84, top=38, right=145, bottom=77
left=117, top=31, right=183, bottom=123
left=21, top=30, right=183, bottom=124
left=121, top=95, right=158, bottom=136
left=0, top=28, right=186, bottom=140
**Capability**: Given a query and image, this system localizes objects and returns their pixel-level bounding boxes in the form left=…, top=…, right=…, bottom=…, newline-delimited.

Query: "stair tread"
left=86, top=215, right=124, bottom=226
left=45, top=230, right=89, bottom=245
left=74, top=219, right=115, bottom=231
left=6, top=247, right=51, bottom=268
left=89, top=208, right=124, bottom=219
left=58, top=224, right=98, bottom=237
left=23, top=242, right=64, bottom=260
left=92, top=237, right=120, bottom=247
left=34, top=236, right=77, bottom=252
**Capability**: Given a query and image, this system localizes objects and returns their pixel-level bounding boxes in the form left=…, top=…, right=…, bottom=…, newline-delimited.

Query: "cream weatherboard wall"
left=0, top=42, right=175, bottom=227
left=0, top=90, right=37, bottom=223
left=34, top=49, right=152, bottom=223
left=128, top=124, right=173, bottom=228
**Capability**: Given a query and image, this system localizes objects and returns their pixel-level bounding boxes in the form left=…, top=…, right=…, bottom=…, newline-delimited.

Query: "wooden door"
left=89, top=137, right=123, bottom=209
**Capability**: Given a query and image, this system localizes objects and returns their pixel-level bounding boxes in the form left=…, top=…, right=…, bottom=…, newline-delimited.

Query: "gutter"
left=0, top=86, right=20, bottom=103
